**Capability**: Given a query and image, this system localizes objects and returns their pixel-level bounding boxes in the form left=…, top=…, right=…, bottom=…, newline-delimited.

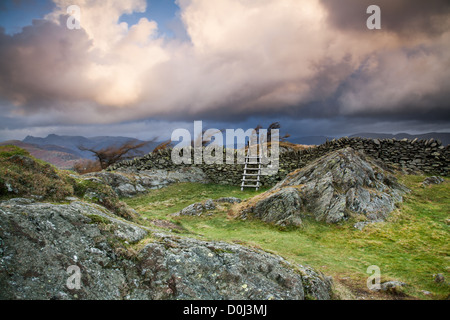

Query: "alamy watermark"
left=66, top=3, right=381, bottom=31
left=367, top=5, right=381, bottom=30
left=171, top=121, right=280, bottom=175
left=366, top=265, right=381, bottom=291
left=66, top=4, right=381, bottom=31
left=66, top=5, right=81, bottom=30
left=66, top=265, right=81, bottom=290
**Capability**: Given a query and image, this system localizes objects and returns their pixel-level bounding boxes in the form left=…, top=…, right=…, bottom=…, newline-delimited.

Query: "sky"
left=0, top=0, right=449, bottom=141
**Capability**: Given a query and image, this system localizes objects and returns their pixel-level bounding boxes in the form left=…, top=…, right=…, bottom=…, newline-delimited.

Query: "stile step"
left=241, top=150, right=265, bottom=191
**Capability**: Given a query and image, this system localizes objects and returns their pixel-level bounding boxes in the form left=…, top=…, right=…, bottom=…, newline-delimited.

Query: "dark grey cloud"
left=320, top=0, right=450, bottom=36
left=0, top=16, right=94, bottom=111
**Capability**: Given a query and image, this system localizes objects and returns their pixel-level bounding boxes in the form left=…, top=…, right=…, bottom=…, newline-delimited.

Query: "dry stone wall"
left=108, top=137, right=449, bottom=187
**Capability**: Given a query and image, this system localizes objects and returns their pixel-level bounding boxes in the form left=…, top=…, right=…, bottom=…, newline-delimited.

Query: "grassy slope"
left=0, top=140, right=83, bottom=169
left=0, top=145, right=75, bottom=200
left=124, top=177, right=449, bottom=300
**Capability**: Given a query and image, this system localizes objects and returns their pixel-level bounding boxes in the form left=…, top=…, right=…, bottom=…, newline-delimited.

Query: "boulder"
left=172, top=197, right=246, bottom=217
left=434, top=273, right=445, bottom=283
left=173, top=197, right=242, bottom=217
left=422, top=176, right=444, bottom=187
left=215, top=197, right=242, bottom=204
left=172, top=199, right=216, bottom=216
left=234, top=148, right=408, bottom=226
left=380, top=281, right=407, bottom=295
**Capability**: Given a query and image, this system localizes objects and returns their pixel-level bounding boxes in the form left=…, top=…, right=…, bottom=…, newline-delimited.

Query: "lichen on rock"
left=0, top=198, right=333, bottom=300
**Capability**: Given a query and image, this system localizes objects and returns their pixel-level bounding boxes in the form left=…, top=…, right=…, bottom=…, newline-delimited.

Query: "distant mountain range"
left=23, top=134, right=159, bottom=159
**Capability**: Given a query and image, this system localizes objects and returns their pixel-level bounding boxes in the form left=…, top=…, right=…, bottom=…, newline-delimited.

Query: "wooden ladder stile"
left=241, top=151, right=262, bottom=191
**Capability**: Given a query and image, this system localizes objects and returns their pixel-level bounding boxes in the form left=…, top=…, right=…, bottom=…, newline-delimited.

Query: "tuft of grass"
left=86, top=214, right=112, bottom=225
left=124, top=175, right=449, bottom=300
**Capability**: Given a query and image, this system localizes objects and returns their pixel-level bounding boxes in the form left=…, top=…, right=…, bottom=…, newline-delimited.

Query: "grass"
left=0, top=145, right=30, bottom=158
left=123, top=176, right=450, bottom=300
left=124, top=183, right=270, bottom=220
left=0, top=145, right=75, bottom=201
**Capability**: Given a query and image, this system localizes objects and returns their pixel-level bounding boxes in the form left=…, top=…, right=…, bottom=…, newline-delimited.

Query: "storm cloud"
left=0, top=0, right=449, bottom=137
left=320, top=0, right=450, bottom=36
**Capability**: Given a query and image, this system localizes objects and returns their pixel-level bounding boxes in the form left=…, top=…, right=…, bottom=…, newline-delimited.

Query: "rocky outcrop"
left=86, top=167, right=210, bottom=197
left=135, top=235, right=332, bottom=300
left=234, top=148, right=408, bottom=226
left=0, top=198, right=148, bottom=300
left=0, top=198, right=332, bottom=300
left=240, top=188, right=303, bottom=227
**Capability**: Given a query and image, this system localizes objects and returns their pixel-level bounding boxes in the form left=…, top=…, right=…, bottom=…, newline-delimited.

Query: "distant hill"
left=0, top=140, right=84, bottom=169
left=0, top=134, right=161, bottom=169
left=349, top=132, right=450, bottom=146
left=23, top=134, right=160, bottom=160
